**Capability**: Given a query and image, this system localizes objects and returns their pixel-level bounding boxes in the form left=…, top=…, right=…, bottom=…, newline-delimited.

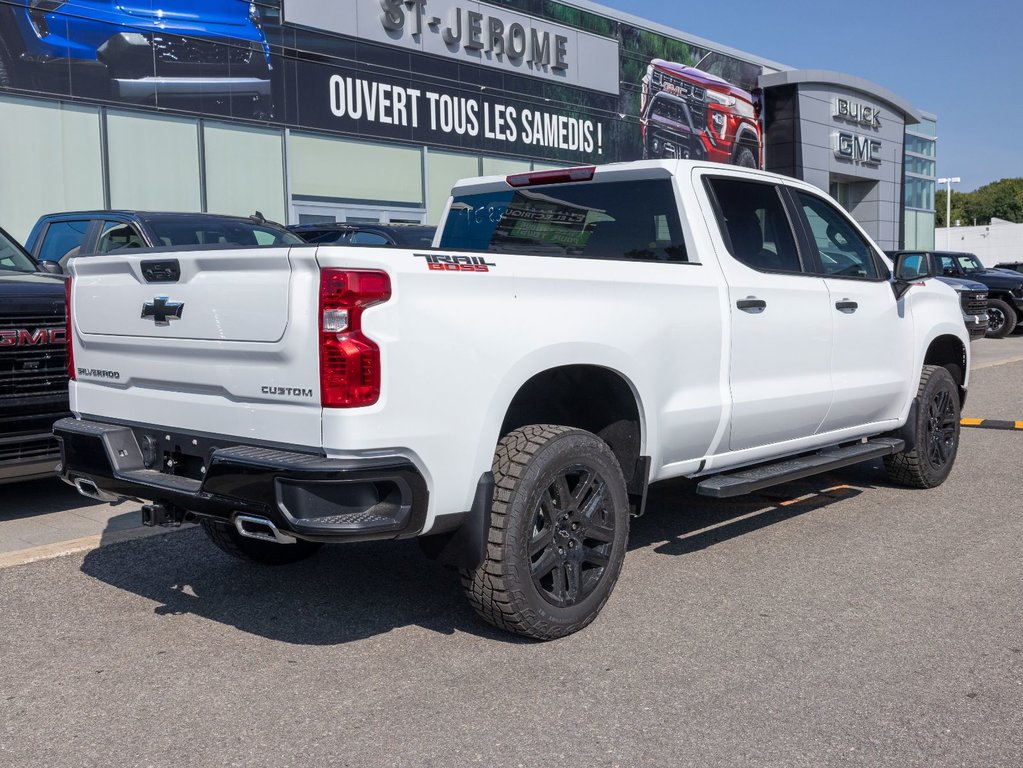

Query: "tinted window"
left=146, top=218, right=303, bottom=247
left=439, top=178, right=689, bottom=263
left=708, top=178, right=801, bottom=273
left=938, top=254, right=959, bottom=276
left=350, top=231, right=390, bottom=246
left=309, top=230, right=351, bottom=245
left=392, top=227, right=437, bottom=247
left=37, top=220, right=91, bottom=264
left=797, top=192, right=878, bottom=279
left=0, top=229, right=34, bottom=273
left=96, top=221, right=145, bottom=253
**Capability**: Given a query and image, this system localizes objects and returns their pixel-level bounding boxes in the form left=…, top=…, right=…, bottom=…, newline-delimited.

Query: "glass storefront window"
left=205, top=123, right=286, bottom=224
left=909, top=118, right=937, bottom=138
left=290, top=133, right=423, bottom=205
left=905, top=155, right=936, bottom=176
left=0, top=95, right=103, bottom=242
left=904, top=176, right=935, bottom=211
left=904, top=134, right=936, bottom=157
left=108, top=111, right=201, bottom=211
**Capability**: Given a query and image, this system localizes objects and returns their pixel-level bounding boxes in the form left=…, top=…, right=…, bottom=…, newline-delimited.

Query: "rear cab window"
left=438, top=176, right=690, bottom=263
left=706, top=177, right=802, bottom=273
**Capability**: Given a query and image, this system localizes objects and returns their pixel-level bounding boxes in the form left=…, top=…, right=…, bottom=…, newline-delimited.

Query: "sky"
left=594, top=0, right=1020, bottom=192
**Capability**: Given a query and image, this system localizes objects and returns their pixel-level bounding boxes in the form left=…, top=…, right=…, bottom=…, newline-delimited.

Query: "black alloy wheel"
left=527, top=463, right=616, bottom=608
left=924, top=384, right=958, bottom=470
left=987, top=305, right=1005, bottom=335
left=884, top=364, right=960, bottom=488
left=462, top=425, right=630, bottom=640
left=984, top=298, right=1017, bottom=338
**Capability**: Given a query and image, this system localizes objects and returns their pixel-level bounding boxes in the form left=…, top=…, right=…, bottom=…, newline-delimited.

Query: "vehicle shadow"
left=0, top=476, right=97, bottom=520
left=78, top=461, right=882, bottom=646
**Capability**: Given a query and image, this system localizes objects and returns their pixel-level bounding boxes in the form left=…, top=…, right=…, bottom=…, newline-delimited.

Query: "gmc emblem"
left=0, top=328, right=66, bottom=347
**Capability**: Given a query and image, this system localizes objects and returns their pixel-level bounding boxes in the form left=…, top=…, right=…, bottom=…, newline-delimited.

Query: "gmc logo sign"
left=0, top=328, right=66, bottom=347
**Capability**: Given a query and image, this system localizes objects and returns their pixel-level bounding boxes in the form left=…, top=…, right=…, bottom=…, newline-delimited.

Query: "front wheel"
left=884, top=365, right=960, bottom=488
left=462, top=425, right=630, bottom=641
left=984, top=298, right=1017, bottom=338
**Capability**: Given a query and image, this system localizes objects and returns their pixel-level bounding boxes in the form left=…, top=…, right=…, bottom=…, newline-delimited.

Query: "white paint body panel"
left=67, top=161, right=969, bottom=534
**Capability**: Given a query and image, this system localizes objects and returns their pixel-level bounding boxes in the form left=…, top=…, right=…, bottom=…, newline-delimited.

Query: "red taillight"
left=506, top=166, right=596, bottom=188
left=319, top=269, right=391, bottom=408
left=65, top=276, right=75, bottom=381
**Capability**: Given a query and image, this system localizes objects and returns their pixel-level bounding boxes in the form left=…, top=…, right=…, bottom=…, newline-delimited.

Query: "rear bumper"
left=54, top=417, right=429, bottom=543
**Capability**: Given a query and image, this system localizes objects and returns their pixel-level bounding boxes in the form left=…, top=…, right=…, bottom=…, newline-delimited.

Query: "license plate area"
left=130, top=427, right=233, bottom=481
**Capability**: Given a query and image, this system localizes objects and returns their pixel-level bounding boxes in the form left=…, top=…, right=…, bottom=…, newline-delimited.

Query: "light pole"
left=937, top=176, right=960, bottom=250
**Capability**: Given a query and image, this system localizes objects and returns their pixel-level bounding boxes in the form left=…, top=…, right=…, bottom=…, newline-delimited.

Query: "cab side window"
left=708, top=178, right=802, bottom=273
left=350, top=231, right=390, bottom=246
left=37, top=220, right=91, bottom=265
left=96, top=221, right=145, bottom=254
left=796, top=193, right=879, bottom=279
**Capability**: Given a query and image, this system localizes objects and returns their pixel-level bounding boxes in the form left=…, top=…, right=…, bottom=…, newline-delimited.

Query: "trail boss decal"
left=415, top=253, right=496, bottom=272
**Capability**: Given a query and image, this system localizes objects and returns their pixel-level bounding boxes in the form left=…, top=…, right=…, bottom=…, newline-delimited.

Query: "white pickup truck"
left=56, top=161, right=968, bottom=640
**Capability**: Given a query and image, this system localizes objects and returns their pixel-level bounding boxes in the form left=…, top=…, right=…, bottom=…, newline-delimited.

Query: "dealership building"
left=0, top=0, right=935, bottom=251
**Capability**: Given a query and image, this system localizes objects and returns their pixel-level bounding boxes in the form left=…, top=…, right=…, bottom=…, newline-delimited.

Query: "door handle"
left=736, top=297, right=767, bottom=312
left=835, top=300, right=858, bottom=313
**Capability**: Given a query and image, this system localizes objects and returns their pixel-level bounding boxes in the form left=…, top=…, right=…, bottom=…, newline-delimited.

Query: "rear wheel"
left=199, top=518, right=322, bottom=565
left=462, top=425, right=630, bottom=641
left=884, top=365, right=960, bottom=488
left=985, top=298, right=1017, bottom=338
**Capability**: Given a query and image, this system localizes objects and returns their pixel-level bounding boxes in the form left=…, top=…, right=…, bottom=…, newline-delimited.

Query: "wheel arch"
left=499, top=364, right=647, bottom=495
left=923, top=333, right=968, bottom=406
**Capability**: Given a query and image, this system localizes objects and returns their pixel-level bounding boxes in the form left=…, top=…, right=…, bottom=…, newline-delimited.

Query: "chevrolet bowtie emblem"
left=141, top=297, right=184, bottom=326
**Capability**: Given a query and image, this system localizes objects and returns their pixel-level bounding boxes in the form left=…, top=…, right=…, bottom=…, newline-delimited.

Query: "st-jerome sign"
left=282, top=0, right=620, bottom=94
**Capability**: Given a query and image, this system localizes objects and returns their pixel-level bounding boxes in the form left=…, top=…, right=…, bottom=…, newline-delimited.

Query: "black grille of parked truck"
left=0, top=226, right=68, bottom=483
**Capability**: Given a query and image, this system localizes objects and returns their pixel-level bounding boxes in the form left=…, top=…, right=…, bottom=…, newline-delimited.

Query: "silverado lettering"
left=77, top=368, right=121, bottom=380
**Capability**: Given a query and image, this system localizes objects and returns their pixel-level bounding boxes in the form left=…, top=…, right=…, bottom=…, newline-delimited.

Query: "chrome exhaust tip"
left=73, top=477, right=121, bottom=503
left=233, top=514, right=297, bottom=545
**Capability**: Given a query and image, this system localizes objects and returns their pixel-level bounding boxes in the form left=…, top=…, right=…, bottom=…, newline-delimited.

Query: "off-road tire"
left=733, top=144, right=758, bottom=168
left=884, top=365, right=960, bottom=488
left=984, top=298, right=1017, bottom=338
left=199, top=518, right=323, bottom=565
left=462, top=425, right=630, bottom=641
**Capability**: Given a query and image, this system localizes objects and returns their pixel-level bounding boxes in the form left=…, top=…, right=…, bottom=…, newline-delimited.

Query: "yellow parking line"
left=960, top=418, right=1023, bottom=431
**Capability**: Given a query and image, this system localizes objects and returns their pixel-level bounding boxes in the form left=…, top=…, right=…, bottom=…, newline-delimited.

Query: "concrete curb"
left=0, top=524, right=192, bottom=570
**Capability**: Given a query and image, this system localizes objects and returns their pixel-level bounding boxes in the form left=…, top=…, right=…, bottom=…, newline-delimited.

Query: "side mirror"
left=891, top=252, right=933, bottom=300
left=37, top=260, right=64, bottom=276
left=893, top=252, right=934, bottom=281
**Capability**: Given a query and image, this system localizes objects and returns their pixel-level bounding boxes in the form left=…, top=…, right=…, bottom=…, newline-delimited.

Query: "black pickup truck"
left=0, top=227, right=67, bottom=483
left=891, top=250, right=1023, bottom=338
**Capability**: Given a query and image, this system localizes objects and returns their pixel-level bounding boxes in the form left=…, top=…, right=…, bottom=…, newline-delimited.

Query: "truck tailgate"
left=69, top=247, right=323, bottom=447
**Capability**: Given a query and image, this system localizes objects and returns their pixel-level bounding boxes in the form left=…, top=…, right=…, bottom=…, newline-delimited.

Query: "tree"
left=936, top=178, right=1023, bottom=227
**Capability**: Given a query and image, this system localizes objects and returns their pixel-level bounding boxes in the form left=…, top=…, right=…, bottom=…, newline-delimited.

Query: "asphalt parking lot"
left=1, top=341, right=1021, bottom=767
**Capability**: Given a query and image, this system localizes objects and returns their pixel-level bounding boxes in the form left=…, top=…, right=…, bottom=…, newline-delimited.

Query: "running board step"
left=696, top=438, right=905, bottom=499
